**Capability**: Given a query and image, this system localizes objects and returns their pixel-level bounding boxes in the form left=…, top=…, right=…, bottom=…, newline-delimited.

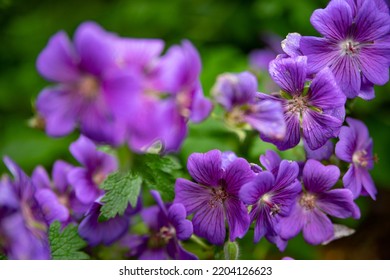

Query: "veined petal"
left=303, top=159, right=340, bottom=193
left=304, top=139, right=334, bottom=161
left=187, top=150, right=223, bottom=187
left=269, top=56, right=307, bottom=95
left=302, top=110, right=343, bottom=150
left=358, top=45, right=390, bottom=86
left=360, top=168, right=377, bottom=200
left=225, top=197, right=250, bottom=241
left=274, top=160, right=299, bottom=191
left=174, top=178, right=213, bottom=214
left=36, top=31, right=80, bottom=83
left=192, top=202, right=225, bottom=245
left=278, top=201, right=304, bottom=240
left=330, top=55, right=361, bottom=98
left=302, top=208, right=334, bottom=245
left=260, top=150, right=281, bottom=175
left=300, top=36, right=340, bottom=75
left=239, top=171, right=275, bottom=205
left=224, top=157, right=254, bottom=196
left=345, top=117, right=370, bottom=150
left=342, top=165, right=362, bottom=199
left=310, top=0, right=353, bottom=40
left=245, top=99, right=286, bottom=140
left=335, top=126, right=356, bottom=163
left=316, top=189, right=358, bottom=218
left=168, top=203, right=193, bottom=240
left=308, top=67, right=346, bottom=109
left=281, top=33, right=303, bottom=57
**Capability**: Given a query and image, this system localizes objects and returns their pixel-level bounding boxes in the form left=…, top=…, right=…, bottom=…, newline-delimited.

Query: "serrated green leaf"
left=100, top=172, right=142, bottom=219
left=49, top=221, right=89, bottom=260
left=137, top=154, right=183, bottom=201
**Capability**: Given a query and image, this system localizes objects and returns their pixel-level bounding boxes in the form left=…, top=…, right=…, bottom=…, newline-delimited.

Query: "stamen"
left=299, top=193, right=316, bottom=210
left=78, top=75, right=100, bottom=100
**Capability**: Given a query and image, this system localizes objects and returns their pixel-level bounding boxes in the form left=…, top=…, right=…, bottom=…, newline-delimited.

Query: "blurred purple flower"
left=335, top=117, right=377, bottom=199
left=32, top=160, right=90, bottom=226
left=36, top=21, right=139, bottom=145
left=0, top=157, right=50, bottom=259
left=123, top=191, right=196, bottom=260
left=174, top=150, right=254, bottom=245
left=67, top=136, right=118, bottom=205
left=300, top=0, right=390, bottom=99
left=278, top=159, right=360, bottom=245
left=212, top=71, right=286, bottom=140
left=259, top=55, right=346, bottom=150
left=304, top=139, right=334, bottom=161
left=78, top=201, right=135, bottom=246
left=239, top=159, right=301, bottom=251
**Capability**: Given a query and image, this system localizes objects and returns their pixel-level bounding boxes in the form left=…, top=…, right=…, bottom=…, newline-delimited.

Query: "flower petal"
left=360, top=168, right=377, bottom=200
left=278, top=201, right=304, bottom=240
left=310, top=0, right=353, bottom=40
left=259, top=150, right=281, bottom=175
left=187, top=150, right=223, bottom=187
left=302, top=110, right=343, bottom=150
left=269, top=56, right=307, bottom=95
left=274, top=160, right=299, bottom=190
left=36, top=31, right=80, bottom=83
left=303, top=160, right=340, bottom=193
left=224, top=157, right=254, bottom=196
left=302, top=208, right=334, bottom=245
left=168, top=203, right=193, bottom=240
left=281, top=33, right=302, bottom=57
left=304, top=139, right=334, bottom=161
left=239, top=171, right=275, bottom=205
left=192, top=202, right=226, bottom=245
left=316, top=189, right=359, bottom=219
left=225, top=197, right=250, bottom=241
left=174, top=178, right=213, bottom=214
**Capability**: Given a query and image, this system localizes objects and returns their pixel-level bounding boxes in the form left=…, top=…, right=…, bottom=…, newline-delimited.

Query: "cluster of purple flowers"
left=1, top=0, right=388, bottom=260
left=36, top=22, right=212, bottom=153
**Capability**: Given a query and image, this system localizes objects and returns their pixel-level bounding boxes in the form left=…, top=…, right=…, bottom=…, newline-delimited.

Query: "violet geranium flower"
left=36, top=21, right=137, bottom=145
left=174, top=150, right=254, bottom=245
left=278, top=159, right=360, bottom=245
left=0, top=157, right=50, bottom=259
left=122, top=191, right=196, bottom=260
left=212, top=71, right=286, bottom=140
left=32, top=160, right=90, bottom=226
left=239, top=157, right=301, bottom=251
left=335, top=117, right=377, bottom=199
left=300, top=0, right=390, bottom=99
left=259, top=55, right=346, bottom=150
left=67, top=136, right=118, bottom=205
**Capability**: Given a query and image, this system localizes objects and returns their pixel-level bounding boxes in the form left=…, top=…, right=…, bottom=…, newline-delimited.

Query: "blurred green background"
left=1, top=0, right=389, bottom=259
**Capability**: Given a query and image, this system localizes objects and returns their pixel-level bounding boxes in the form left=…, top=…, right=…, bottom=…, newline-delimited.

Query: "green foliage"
left=0, top=254, right=7, bottom=260
left=136, top=154, right=183, bottom=201
left=49, top=222, right=89, bottom=260
left=100, top=171, right=142, bottom=219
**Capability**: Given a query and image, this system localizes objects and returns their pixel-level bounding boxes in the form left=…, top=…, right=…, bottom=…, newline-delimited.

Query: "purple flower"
left=278, top=159, right=360, bottom=245
left=78, top=201, right=133, bottom=246
left=32, top=160, right=90, bottom=226
left=239, top=158, right=301, bottom=251
left=249, top=34, right=283, bottom=71
left=281, top=33, right=303, bottom=58
left=118, top=40, right=212, bottom=153
left=304, top=140, right=334, bottom=161
left=212, top=71, right=286, bottom=140
left=123, top=191, right=196, bottom=260
left=300, top=0, right=390, bottom=99
left=174, top=150, right=254, bottom=245
left=335, top=117, right=377, bottom=199
left=0, top=157, right=50, bottom=259
left=67, top=136, right=118, bottom=205
left=36, top=21, right=137, bottom=145
left=259, top=55, right=346, bottom=150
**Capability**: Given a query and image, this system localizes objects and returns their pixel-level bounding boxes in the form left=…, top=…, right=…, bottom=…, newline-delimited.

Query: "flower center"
left=352, top=150, right=375, bottom=168
left=299, top=192, right=316, bottom=210
left=78, top=75, right=100, bottom=100
left=208, top=187, right=229, bottom=208
left=92, top=172, right=106, bottom=186
left=260, top=193, right=281, bottom=216
left=148, top=226, right=176, bottom=248
left=288, top=95, right=308, bottom=114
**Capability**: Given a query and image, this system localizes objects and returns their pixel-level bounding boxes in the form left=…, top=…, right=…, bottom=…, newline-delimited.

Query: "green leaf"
left=49, top=222, right=89, bottom=260
left=0, top=254, right=7, bottom=260
left=100, top=172, right=142, bottom=219
left=137, top=154, right=183, bottom=201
